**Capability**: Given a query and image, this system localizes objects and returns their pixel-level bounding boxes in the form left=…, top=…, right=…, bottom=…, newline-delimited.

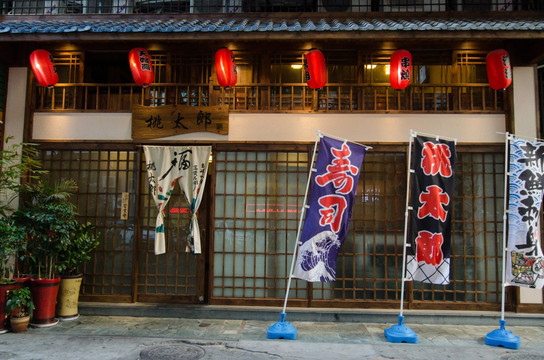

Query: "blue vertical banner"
left=507, top=136, right=544, bottom=289
left=406, top=135, right=456, bottom=285
left=293, top=136, right=366, bottom=282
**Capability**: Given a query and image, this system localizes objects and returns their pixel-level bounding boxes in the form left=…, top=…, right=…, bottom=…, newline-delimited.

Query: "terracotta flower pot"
left=10, top=315, right=30, bottom=333
left=56, top=274, right=83, bottom=320
left=29, top=277, right=60, bottom=327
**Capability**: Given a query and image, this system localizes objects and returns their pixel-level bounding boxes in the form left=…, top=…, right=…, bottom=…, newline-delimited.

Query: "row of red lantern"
left=216, top=48, right=329, bottom=90
left=28, top=47, right=326, bottom=90
left=389, top=48, right=512, bottom=90
left=30, top=48, right=512, bottom=91
left=29, top=48, right=156, bottom=88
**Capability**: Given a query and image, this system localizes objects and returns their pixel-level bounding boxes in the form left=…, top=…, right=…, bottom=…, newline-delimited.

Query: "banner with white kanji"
left=293, top=136, right=366, bottom=282
left=143, top=146, right=210, bottom=255
left=406, top=135, right=456, bottom=285
left=506, top=137, right=544, bottom=289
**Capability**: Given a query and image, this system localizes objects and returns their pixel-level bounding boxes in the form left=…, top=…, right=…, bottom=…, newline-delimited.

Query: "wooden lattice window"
left=211, top=144, right=506, bottom=310
left=53, top=52, right=84, bottom=83
left=38, top=148, right=137, bottom=301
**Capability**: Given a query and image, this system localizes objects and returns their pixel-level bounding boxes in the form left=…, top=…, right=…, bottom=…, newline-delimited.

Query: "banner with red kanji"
left=406, top=135, right=456, bottom=285
left=293, top=136, right=366, bottom=282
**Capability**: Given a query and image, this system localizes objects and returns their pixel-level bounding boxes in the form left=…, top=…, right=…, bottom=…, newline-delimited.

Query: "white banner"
left=143, top=145, right=210, bottom=255
left=507, top=137, right=544, bottom=289
left=178, top=146, right=211, bottom=254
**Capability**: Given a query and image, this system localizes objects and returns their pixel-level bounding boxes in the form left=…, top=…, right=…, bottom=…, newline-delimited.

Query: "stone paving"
left=0, top=315, right=543, bottom=359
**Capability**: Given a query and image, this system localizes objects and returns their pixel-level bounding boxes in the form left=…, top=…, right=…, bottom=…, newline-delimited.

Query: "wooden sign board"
left=132, top=104, right=228, bottom=139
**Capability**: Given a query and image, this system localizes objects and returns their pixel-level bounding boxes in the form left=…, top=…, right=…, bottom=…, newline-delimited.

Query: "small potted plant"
left=56, top=222, right=99, bottom=320
left=5, top=287, right=34, bottom=333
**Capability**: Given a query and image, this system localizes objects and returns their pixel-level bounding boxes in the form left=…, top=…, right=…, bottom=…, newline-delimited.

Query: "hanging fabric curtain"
left=177, top=146, right=211, bottom=254
left=143, top=145, right=210, bottom=255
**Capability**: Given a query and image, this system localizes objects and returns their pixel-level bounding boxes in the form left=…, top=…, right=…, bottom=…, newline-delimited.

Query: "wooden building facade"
left=1, top=0, right=543, bottom=312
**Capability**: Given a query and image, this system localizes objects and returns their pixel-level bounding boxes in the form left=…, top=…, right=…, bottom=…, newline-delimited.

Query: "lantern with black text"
left=486, top=49, right=512, bottom=90
left=129, top=48, right=154, bottom=88
left=215, top=48, right=237, bottom=88
left=390, top=49, right=412, bottom=90
left=304, top=49, right=327, bottom=90
left=30, top=49, right=58, bottom=88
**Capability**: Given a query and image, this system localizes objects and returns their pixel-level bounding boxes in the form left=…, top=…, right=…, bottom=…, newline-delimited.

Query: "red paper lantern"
left=486, top=49, right=512, bottom=90
left=215, top=48, right=237, bottom=88
left=304, top=49, right=327, bottom=90
left=390, top=49, right=412, bottom=90
left=129, top=48, right=154, bottom=88
left=30, top=49, right=58, bottom=88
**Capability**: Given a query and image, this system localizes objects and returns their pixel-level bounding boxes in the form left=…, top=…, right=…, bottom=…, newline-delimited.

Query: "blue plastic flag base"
left=384, top=315, right=418, bottom=343
left=485, top=319, right=520, bottom=350
left=267, top=313, right=297, bottom=340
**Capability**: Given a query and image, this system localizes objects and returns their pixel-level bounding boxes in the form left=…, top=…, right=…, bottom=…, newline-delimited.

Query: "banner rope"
left=411, top=130, right=458, bottom=144
left=309, top=129, right=373, bottom=150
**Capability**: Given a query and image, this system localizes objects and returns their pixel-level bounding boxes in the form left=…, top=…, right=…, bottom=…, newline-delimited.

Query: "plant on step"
left=12, top=179, right=79, bottom=280
left=5, top=287, right=34, bottom=318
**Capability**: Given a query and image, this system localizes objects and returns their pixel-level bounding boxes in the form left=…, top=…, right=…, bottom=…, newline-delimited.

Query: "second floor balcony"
left=34, top=82, right=506, bottom=113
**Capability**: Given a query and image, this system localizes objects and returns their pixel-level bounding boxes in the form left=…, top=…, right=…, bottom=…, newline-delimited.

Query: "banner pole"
left=281, top=131, right=321, bottom=314
left=384, top=129, right=418, bottom=343
left=399, top=130, right=415, bottom=317
left=500, top=132, right=510, bottom=322
left=484, top=131, right=520, bottom=349
left=267, top=130, right=321, bottom=340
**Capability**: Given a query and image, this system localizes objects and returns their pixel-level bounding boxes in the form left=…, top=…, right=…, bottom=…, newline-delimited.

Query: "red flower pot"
left=29, top=277, right=60, bottom=327
left=15, top=275, right=32, bottom=287
left=0, top=281, right=17, bottom=333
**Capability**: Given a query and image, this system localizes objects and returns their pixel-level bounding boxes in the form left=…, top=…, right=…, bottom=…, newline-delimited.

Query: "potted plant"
left=56, top=222, right=99, bottom=320
left=5, top=287, right=34, bottom=333
left=0, top=137, right=42, bottom=333
left=12, top=179, right=79, bottom=327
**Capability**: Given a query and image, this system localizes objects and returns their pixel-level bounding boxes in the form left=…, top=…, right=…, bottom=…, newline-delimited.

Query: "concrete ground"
left=0, top=305, right=543, bottom=359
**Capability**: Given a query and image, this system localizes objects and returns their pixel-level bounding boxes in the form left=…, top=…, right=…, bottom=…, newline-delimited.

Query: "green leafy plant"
left=58, top=222, right=100, bottom=276
left=12, top=179, right=79, bottom=279
left=0, top=218, right=25, bottom=282
left=0, top=136, right=43, bottom=217
left=0, top=137, right=44, bottom=281
left=5, top=287, right=34, bottom=318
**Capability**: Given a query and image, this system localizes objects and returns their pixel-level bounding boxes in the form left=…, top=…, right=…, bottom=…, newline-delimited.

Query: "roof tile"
left=0, top=17, right=542, bottom=35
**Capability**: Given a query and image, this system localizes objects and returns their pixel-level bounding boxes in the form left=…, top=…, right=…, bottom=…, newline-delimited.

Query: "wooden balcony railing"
left=33, top=83, right=505, bottom=113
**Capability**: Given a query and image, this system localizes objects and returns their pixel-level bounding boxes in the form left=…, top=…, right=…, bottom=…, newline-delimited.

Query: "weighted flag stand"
left=267, top=131, right=321, bottom=340
left=485, top=132, right=520, bottom=350
left=384, top=129, right=418, bottom=344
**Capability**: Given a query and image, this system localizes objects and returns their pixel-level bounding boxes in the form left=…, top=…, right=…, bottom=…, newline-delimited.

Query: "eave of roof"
left=0, top=13, right=542, bottom=41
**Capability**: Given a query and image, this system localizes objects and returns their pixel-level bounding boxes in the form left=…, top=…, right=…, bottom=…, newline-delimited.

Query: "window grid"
left=211, top=145, right=506, bottom=310
left=35, top=144, right=509, bottom=309
left=38, top=149, right=137, bottom=299
left=137, top=156, right=200, bottom=301
left=212, top=149, right=309, bottom=301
